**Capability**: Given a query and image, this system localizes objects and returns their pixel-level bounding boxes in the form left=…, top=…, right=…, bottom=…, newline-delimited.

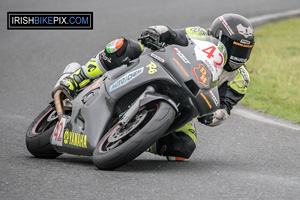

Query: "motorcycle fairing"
left=51, top=55, right=180, bottom=155
left=51, top=39, right=223, bottom=155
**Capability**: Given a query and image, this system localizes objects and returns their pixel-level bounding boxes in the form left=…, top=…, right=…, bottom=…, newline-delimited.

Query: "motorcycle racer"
left=54, top=13, right=254, bottom=161
left=139, top=13, right=254, bottom=128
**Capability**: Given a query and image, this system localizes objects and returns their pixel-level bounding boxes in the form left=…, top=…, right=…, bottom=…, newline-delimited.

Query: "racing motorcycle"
left=26, top=35, right=227, bottom=170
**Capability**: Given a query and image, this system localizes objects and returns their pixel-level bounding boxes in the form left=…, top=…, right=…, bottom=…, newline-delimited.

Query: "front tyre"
left=93, top=101, right=176, bottom=170
left=26, top=104, right=62, bottom=158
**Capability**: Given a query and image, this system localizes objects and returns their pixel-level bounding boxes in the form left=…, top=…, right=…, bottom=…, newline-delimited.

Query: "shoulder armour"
left=229, top=65, right=250, bottom=94
left=185, top=26, right=208, bottom=37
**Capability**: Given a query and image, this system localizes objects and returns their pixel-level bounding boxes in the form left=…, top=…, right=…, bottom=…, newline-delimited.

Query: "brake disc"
left=108, top=110, right=147, bottom=143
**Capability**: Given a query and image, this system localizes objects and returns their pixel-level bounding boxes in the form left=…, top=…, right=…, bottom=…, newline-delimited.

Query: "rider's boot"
left=148, top=121, right=197, bottom=161
left=60, top=67, right=91, bottom=99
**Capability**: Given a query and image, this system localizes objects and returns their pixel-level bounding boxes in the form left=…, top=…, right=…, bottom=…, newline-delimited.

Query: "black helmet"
left=210, top=14, right=254, bottom=71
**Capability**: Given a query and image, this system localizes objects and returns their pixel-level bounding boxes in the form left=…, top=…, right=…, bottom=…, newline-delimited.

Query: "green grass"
left=240, top=18, right=300, bottom=124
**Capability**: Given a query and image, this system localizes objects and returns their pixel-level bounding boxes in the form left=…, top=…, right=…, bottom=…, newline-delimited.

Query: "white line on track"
left=232, top=105, right=300, bottom=131
left=231, top=10, right=300, bottom=131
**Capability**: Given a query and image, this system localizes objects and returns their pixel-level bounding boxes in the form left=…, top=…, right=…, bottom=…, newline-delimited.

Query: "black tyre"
left=26, top=104, right=62, bottom=158
left=93, top=101, right=176, bottom=170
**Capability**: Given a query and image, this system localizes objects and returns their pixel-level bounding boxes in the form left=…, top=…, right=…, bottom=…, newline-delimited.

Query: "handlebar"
left=138, top=35, right=165, bottom=50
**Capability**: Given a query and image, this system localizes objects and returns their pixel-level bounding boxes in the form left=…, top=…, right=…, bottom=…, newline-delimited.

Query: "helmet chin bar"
left=229, top=59, right=244, bottom=70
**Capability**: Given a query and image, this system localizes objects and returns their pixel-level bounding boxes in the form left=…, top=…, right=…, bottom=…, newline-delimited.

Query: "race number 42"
left=202, top=46, right=224, bottom=70
left=51, top=118, right=66, bottom=146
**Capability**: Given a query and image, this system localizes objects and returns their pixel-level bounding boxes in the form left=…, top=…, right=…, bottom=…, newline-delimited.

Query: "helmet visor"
left=222, top=37, right=254, bottom=64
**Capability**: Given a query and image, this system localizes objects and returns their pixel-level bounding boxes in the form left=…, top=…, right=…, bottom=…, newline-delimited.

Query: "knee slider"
left=99, top=38, right=144, bottom=70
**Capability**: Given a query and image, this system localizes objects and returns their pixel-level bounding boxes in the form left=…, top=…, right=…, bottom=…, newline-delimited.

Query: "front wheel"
left=26, top=104, right=62, bottom=158
left=93, top=101, right=176, bottom=170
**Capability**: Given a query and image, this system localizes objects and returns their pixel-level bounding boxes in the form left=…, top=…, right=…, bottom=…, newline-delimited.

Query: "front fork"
left=118, top=86, right=155, bottom=126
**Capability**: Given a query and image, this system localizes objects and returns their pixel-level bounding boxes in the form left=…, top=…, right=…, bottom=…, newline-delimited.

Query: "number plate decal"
left=51, top=118, right=66, bottom=146
left=193, top=40, right=225, bottom=81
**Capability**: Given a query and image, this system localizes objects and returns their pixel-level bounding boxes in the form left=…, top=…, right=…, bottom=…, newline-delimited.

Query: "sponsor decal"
left=7, top=12, right=93, bottom=30
left=109, top=67, right=144, bottom=92
left=151, top=53, right=164, bottom=63
left=210, top=91, right=219, bottom=106
left=200, top=93, right=212, bottom=109
left=51, top=118, right=67, bottom=146
left=240, top=39, right=250, bottom=45
left=174, top=48, right=191, bottom=64
left=204, top=60, right=215, bottom=74
left=219, top=16, right=234, bottom=35
left=63, top=129, right=87, bottom=148
left=100, top=50, right=111, bottom=63
left=236, top=24, right=253, bottom=38
left=230, top=55, right=247, bottom=63
left=192, top=63, right=211, bottom=86
left=173, top=58, right=189, bottom=77
left=87, top=63, right=97, bottom=72
left=146, top=62, right=157, bottom=74
left=233, top=41, right=253, bottom=48
left=85, top=58, right=102, bottom=77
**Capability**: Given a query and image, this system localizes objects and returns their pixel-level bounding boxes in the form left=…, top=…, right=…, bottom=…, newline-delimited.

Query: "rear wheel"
left=93, top=101, right=176, bottom=170
left=26, top=104, right=62, bottom=158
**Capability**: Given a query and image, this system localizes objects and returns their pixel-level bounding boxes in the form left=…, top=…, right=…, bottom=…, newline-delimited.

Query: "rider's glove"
left=198, top=108, right=230, bottom=127
left=197, top=114, right=214, bottom=125
left=138, top=28, right=161, bottom=50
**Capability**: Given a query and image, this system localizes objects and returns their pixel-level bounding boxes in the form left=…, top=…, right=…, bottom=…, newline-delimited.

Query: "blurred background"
left=1, top=1, right=300, bottom=199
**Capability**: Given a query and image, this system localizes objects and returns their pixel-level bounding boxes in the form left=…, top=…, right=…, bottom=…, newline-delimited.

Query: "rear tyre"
left=93, top=101, right=176, bottom=170
left=26, top=104, right=62, bottom=158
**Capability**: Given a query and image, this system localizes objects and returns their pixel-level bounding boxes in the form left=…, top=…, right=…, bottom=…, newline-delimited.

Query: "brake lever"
left=137, top=34, right=149, bottom=40
left=138, top=34, right=165, bottom=50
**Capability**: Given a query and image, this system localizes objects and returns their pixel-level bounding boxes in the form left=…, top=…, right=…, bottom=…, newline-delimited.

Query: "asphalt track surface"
left=1, top=0, right=300, bottom=199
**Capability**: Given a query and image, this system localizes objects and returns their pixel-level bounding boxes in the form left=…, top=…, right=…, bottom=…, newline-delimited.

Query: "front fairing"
left=153, top=36, right=226, bottom=116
